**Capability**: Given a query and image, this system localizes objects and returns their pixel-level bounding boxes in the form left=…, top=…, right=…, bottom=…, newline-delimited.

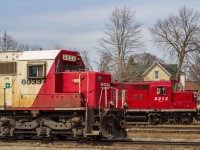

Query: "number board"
left=63, top=54, right=76, bottom=62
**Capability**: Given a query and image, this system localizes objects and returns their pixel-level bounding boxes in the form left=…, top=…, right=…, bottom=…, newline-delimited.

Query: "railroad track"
left=0, top=138, right=200, bottom=148
left=127, top=124, right=200, bottom=134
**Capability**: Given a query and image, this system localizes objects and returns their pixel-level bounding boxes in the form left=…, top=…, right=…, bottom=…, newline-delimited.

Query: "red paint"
left=30, top=50, right=85, bottom=108
left=113, top=80, right=197, bottom=110
left=15, top=50, right=112, bottom=110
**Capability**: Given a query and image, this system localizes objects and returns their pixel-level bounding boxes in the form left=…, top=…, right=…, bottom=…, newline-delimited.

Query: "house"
left=132, top=61, right=185, bottom=82
left=130, top=61, right=187, bottom=90
left=133, top=61, right=178, bottom=81
left=141, top=61, right=178, bottom=81
left=185, top=81, right=200, bottom=92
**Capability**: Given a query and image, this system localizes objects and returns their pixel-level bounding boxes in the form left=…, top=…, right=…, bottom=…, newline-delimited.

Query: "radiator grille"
left=0, top=62, right=17, bottom=75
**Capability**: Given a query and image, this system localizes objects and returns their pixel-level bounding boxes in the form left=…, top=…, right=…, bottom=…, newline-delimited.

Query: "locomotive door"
left=0, top=88, right=4, bottom=108
left=0, top=76, right=4, bottom=108
left=0, top=76, right=13, bottom=109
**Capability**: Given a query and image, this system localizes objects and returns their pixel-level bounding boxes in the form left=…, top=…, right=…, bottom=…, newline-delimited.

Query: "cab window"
left=27, top=62, right=46, bottom=78
left=157, top=87, right=166, bottom=95
left=64, top=63, right=78, bottom=71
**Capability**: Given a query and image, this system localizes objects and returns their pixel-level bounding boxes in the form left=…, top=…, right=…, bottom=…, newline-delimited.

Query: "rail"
left=1, top=138, right=200, bottom=148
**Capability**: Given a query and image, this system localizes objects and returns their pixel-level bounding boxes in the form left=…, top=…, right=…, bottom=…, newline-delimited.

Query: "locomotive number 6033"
left=21, top=79, right=42, bottom=85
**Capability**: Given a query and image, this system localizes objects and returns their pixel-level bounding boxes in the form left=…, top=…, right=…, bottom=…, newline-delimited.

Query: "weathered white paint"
left=19, top=50, right=60, bottom=60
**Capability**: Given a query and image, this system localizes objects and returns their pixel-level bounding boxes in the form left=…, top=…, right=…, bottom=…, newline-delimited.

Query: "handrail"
left=98, top=87, right=120, bottom=114
left=116, top=89, right=118, bottom=108
left=99, top=87, right=104, bottom=115
left=85, top=72, right=89, bottom=135
left=105, top=87, right=107, bottom=108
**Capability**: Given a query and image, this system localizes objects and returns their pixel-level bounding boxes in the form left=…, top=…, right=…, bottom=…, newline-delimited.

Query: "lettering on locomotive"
left=101, top=82, right=110, bottom=87
left=154, top=96, right=168, bottom=102
left=21, top=79, right=44, bottom=85
left=63, top=54, right=76, bottom=61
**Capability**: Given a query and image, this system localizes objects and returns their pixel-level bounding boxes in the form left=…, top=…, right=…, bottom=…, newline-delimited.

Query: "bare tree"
left=29, top=45, right=42, bottom=50
left=124, top=55, right=135, bottom=81
left=0, top=31, right=42, bottom=51
left=94, top=51, right=112, bottom=72
left=150, top=6, right=200, bottom=90
left=97, top=6, right=142, bottom=82
left=133, top=52, right=164, bottom=65
left=18, top=44, right=42, bottom=51
left=17, top=44, right=31, bottom=51
left=53, top=43, right=64, bottom=50
left=80, top=50, right=93, bottom=70
left=0, top=32, right=18, bottom=50
left=188, top=53, right=200, bottom=83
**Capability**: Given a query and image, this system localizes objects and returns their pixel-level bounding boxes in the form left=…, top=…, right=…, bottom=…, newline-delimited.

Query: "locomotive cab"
left=0, top=50, right=127, bottom=140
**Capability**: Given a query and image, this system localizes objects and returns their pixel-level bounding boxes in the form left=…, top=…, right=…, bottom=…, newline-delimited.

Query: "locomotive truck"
left=113, top=80, right=200, bottom=125
left=0, top=49, right=127, bottom=140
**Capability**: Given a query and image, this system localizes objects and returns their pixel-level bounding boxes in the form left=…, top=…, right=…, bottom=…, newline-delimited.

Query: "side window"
left=154, top=71, right=159, bottom=80
left=141, top=85, right=149, bottom=90
left=133, top=85, right=140, bottom=90
left=56, top=60, right=61, bottom=72
left=27, top=62, right=46, bottom=79
left=64, top=63, right=70, bottom=71
left=157, top=87, right=166, bottom=95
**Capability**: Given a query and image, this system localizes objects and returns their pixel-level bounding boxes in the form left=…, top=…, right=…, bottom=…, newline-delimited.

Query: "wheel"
left=41, top=134, right=55, bottom=141
left=22, top=134, right=33, bottom=140
left=148, top=114, right=159, bottom=125
left=5, top=133, right=19, bottom=141
left=56, top=135, right=67, bottom=140
left=90, top=135, right=101, bottom=141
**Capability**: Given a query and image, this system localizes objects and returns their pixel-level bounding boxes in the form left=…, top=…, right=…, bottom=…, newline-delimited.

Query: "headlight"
left=110, top=101, right=114, bottom=108
left=98, top=76, right=102, bottom=82
left=123, top=102, right=128, bottom=109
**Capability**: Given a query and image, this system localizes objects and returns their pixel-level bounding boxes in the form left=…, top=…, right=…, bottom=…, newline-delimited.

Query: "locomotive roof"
left=19, top=50, right=61, bottom=60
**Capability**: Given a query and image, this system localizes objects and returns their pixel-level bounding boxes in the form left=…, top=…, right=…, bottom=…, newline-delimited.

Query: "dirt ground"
left=0, top=145, right=199, bottom=150
left=1, top=132, right=200, bottom=150
left=0, top=144, right=199, bottom=150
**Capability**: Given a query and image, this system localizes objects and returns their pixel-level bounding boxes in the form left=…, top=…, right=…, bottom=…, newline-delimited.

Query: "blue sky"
left=0, top=0, right=200, bottom=69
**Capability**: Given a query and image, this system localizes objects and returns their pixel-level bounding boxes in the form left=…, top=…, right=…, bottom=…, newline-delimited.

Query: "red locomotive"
left=113, top=80, right=199, bottom=124
left=0, top=50, right=127, bottom=140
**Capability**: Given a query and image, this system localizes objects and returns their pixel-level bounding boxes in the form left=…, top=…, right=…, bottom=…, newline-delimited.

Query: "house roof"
left=161, top=64, right=178, bottom=78
left=129, top=64, right=149, bottom=81
left=141, top=61, right=176, bottom=77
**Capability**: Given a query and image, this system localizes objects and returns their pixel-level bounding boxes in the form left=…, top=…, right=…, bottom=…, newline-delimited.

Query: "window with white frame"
left=27, top=62, right=46, bottom=79
left=156, top=87, right=166, bottom=95
left=154, top=71, right=159, bottom=80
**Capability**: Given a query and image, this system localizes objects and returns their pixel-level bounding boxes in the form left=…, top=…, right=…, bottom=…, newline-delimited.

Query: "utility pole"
left=3, top=30, right=8, bottom=51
